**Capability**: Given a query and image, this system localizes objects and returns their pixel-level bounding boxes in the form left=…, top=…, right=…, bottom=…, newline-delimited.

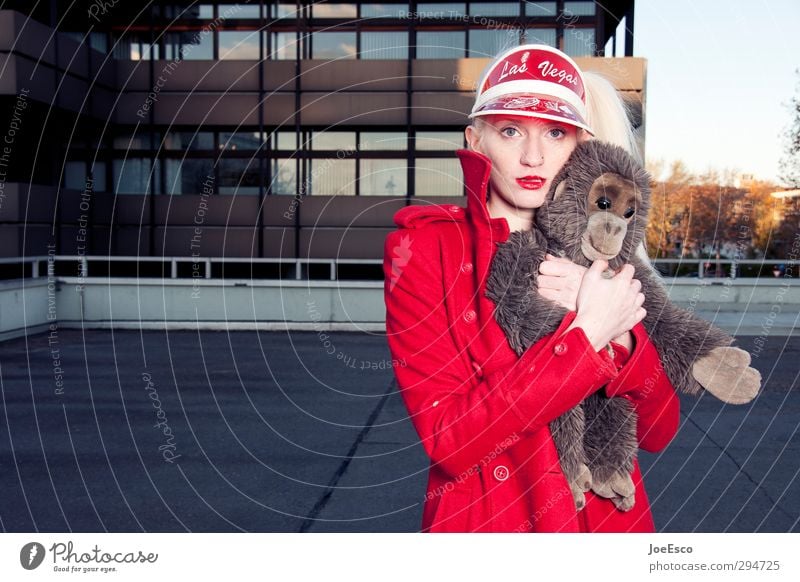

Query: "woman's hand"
left=566, top=260, right=646, bottom=351
left=537, top=254, right=587, bottom=311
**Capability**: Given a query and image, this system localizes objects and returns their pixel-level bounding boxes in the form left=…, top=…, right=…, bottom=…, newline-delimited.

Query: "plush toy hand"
left=692, top=346, right=761, bottom=404
left=537, top=254, right=587, bottom=311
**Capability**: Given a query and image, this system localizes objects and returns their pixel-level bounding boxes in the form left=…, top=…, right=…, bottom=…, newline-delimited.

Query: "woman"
left=383, top=44, right=679, bottom=532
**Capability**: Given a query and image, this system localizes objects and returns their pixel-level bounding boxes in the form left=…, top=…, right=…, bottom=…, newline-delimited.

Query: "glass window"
left=414, top=158, right=462, bottom=196
left=468, top=29, right=515, bottom=59
left=268, top=31, right=298, bottom=59
left=360, top=159, right=407, bottom=196
left=361, top=4, right=410, bottom=18
left=219, top=131, right=263, bottom=151
left=312, top=3, right=358, bottom=18
left=525, top=2, right=557, bottom=17
left=564, top=1, right=596, bottom=16
left=275, top=131, right=299, bottom=151
left=416, top=31, right=466, bottom=58
left=219, top=31, right=260, bottom=60
left=311, top=131, right=356, bottom=151
left=563, top=27, right=596, bottom=57
left=417, top=3, right=465, bottom=17
left=89, top=32, right=108, bottom=53
left=270, top=158, right=297, bottom=195
left=113, top=133, right=150, bottom=150
left=312, top=32, right=357, bottom=59
left=524, top=28, right=557, bottom=47
left=91, top=162, right=107, bottom=192
left=360, top=132, right=407, bottom=151
left=415, top=131, right=463, bottom=150
left=113, top=34, right=159, bottom=60
left=113, top=158, right=153, bottom=194
left=164, top=31, right=213, bottom=60
left=361, top=31, right=408, bottom=59
left=219, top=159, right=260, bottom=195
left=164, top=158, right=215, bottom=195
left=64, top=161, right=86, bottom=190
left=64, top=31, right=83, bottom=44
left=218, top=3, right=260, bottom=18
left=309, top=159, right=355, bottom=195
left=469, top=2, right=519, bottom=17
left=161, top=4, right=214, bottom=19
left=268, top=3, right=298, bottom=19
left=164, top=132, right=214, bottom=151
left=311, top=32, right=356, bottom=59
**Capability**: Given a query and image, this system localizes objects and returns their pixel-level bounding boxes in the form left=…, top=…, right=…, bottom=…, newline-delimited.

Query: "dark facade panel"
left=300, top=227, right=394, bottom=260
left=298, top=196, right=408, bottom=228
left=299, top=92, right=407, bottom=125
left=299, top=60, right=408, bottom=92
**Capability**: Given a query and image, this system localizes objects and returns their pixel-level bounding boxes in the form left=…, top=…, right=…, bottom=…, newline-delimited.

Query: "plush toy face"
left=538, top=141, right=651, bottom=271
left=578, top=172, right=642, bottom=261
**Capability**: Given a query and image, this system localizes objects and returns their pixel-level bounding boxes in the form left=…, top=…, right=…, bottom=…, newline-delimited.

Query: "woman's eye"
left=501, top=127, right=520, bottom=137
left=596, top=197, right=612, bottom=210
left=548, top=128, right=566, bottom=138
left=623, top=208, right=635, bottom=218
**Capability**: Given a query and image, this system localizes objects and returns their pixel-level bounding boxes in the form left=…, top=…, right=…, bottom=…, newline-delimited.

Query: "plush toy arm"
left=632, top=258, right=733, bottom=396
left=632, top=259, right=760, bottom=404
left=486, top=229, right=565, bottom=355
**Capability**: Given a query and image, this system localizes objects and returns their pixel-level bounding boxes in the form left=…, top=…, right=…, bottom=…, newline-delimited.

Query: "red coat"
left=383, top=148, right=680, bottom=533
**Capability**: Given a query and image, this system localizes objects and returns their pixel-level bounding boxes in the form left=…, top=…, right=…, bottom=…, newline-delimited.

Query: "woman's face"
left=465, top=115, right=579, bottom=227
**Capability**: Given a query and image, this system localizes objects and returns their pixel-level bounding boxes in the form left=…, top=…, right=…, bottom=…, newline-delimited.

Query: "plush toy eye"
left=623, top=208, right=635, bottom=219
left=596, top=197, right=612, bottom=210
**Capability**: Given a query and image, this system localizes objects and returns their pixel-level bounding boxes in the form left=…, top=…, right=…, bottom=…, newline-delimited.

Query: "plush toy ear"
left=552, top=180, right=567, bottom=202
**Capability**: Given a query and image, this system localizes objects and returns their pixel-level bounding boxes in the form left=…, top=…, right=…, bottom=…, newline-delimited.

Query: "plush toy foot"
left=611, top=493, right=635, bottom=512
left=568, top=463, right=593, bottom=511
left=693, top=346, right=761, bottom=404
left=591, top=471, right=635, bottom=512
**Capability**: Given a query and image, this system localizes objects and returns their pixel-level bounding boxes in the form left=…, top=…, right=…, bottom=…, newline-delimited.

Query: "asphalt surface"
left=0, top=327, right=798, bottom=532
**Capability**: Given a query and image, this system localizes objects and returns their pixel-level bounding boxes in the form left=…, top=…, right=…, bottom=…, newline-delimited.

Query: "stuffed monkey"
left=486, top=140, right=761, bottom=512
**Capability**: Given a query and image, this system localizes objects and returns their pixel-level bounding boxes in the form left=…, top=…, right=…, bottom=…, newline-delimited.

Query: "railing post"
left=698, top=261, right=704, bottom=279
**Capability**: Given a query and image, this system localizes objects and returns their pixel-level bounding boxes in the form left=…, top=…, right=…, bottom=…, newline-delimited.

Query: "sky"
left=633, top=0, right=800, bottom=185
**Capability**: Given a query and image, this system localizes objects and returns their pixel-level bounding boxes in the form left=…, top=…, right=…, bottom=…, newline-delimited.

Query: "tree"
left=779, top=69, right=800, bottom=188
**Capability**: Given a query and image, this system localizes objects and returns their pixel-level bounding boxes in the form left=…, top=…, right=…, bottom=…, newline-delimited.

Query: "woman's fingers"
left=539, top=258, right=586, bottom=277
left=537, top=275, right=562, bottom=290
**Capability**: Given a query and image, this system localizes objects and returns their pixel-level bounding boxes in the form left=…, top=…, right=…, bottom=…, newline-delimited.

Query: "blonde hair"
left=582, top=71, right=641, bottom=164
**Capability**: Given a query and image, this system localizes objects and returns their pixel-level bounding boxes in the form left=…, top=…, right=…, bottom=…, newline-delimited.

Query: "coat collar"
left=456, top=149, right=511, bottom=242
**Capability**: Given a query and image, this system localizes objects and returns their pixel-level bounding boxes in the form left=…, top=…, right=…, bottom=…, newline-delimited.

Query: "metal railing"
left=0, top=255, right=384, bottom=281
left=0, top=255, right=797, bottom=282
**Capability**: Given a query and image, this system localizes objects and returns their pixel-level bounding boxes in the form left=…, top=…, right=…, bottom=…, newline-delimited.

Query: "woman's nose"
left=520, top=139, right=544, bottom=167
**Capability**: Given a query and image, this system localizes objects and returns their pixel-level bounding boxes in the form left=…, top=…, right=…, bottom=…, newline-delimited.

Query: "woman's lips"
left=516, top=176, right=546, bottom=190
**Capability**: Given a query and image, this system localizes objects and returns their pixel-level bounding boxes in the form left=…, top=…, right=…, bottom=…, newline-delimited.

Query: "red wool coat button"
left=463, top=309, right=476, bottom=323
left=493, top=465, right=509, bottom=482
left=554, top=342, right=568, bottom=356
left=449, top=205, right=462, bottom=214
left=460, top=262, right=473, bottom=274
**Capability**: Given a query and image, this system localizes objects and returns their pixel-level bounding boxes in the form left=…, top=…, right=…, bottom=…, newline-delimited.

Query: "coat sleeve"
left=384, top=226, right=620, bottom=479
left=606, top=323, right=681, bottom=453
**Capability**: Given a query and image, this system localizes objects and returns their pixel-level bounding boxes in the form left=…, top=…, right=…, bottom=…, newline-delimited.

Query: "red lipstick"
left=516, top=176, right=545, bottom=190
